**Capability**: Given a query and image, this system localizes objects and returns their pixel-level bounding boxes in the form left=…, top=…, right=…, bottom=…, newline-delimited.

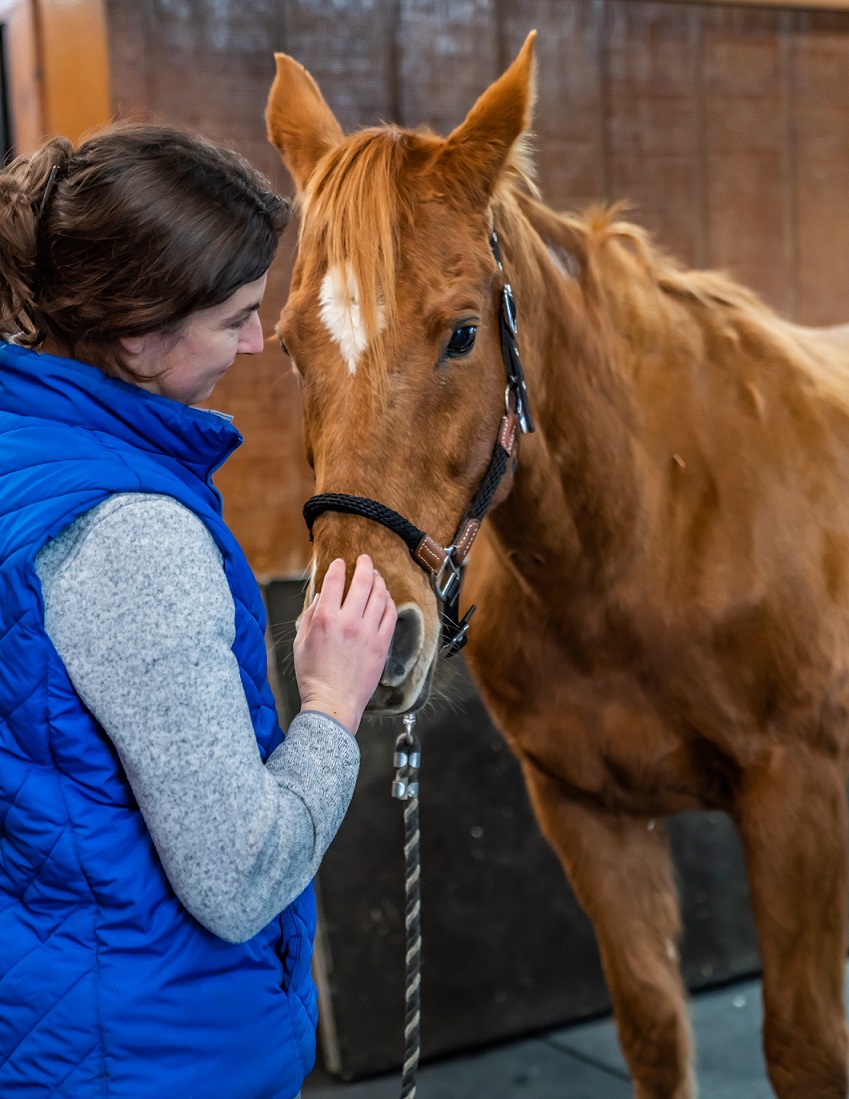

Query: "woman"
left=0, top=124, right=396, bottom=1098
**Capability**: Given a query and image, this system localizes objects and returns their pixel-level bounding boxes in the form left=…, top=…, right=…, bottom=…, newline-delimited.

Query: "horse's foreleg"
left=736, top=749, right=849, bottom=1099
left=522, top=759, right=694, bottom=1099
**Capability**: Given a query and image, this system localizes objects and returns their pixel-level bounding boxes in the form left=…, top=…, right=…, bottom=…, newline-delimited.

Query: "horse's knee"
left=763, top=1012, right=848, bottom=1099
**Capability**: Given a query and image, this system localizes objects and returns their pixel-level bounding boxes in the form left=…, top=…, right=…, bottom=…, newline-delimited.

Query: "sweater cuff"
left=296, top=708, right=356, bottom=738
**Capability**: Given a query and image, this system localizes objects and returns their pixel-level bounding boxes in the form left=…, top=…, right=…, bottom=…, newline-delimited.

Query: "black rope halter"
left=303, top=230, right=535, bottom=657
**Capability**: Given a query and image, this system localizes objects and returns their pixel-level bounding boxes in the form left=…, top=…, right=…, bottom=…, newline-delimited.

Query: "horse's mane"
left=300, top=124, right=816, bottom=385
left=518, top=196, right=773, bottom=317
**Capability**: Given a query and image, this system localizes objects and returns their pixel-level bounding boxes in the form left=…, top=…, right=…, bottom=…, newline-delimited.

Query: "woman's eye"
left=446, top=325, right=477, bottom=358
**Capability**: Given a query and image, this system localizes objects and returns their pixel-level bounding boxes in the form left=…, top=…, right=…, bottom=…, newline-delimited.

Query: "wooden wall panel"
left=791, top=11, right=849, bottom=326
left=104, top=0, right=849, bottom=577
left=606, top=1, right=701, bottom=266
left=701, top=6, right=791, bottom=314
left=0, top=0, right=41, bottom=154
left=106, top=0, right=153, bottom=122
left=397, top=0, right=499, bottom=131
left=501, top=0, right=606, bottom=212
left=279, top=0, right=397, bottom=131
left=37, top=0, right=111, bottom=142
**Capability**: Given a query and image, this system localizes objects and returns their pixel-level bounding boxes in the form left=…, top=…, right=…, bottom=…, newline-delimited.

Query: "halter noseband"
left=303, top=230, right=535, bottom=658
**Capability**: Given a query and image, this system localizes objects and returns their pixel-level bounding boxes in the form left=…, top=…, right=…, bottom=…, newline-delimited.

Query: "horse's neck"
left=488, top=196, right=645, bottom=587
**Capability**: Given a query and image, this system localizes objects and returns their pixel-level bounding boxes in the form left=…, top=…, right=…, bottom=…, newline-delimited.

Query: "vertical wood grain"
left=605, top=1, right=701, bottom=266
left=499, top=0, right=606, bottom=212
left=790, top=10, right=849, bottom=326
left=0, top=0, right=42, bottom=153
left=397, top=0, right=499, bottom=132
left=700, top=4, right=791, bottom=314
left=37, top=0, right=111, bottom=141
left=103, top=0, right=849, bottom=576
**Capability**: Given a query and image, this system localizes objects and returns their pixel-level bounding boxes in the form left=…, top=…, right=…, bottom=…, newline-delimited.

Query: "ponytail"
left=0, top=137, right=73, bottom=343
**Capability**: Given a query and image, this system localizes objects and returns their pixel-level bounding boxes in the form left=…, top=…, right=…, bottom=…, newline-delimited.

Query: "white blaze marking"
left=319, top=263, right=385, bottom=376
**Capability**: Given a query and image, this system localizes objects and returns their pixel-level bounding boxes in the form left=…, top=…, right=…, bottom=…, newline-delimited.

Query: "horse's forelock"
left=299, top=128, right=436, bottom=380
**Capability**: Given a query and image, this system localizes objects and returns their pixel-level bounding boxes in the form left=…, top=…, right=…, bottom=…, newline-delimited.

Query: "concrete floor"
left=304, top=973, right=778, bottom=1098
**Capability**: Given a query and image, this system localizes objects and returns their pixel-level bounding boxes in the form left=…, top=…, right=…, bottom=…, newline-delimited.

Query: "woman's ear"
left=118, top=332, right=163, bottom=376
left=119, top=334, right=147, bottom=357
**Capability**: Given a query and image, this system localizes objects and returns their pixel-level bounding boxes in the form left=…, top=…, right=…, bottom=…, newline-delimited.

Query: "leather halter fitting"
left=303, top=230, right=535, bottom=658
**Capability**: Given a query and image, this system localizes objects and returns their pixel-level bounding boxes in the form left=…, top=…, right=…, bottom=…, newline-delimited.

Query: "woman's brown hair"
left=0, top=124, right=289, bottom=374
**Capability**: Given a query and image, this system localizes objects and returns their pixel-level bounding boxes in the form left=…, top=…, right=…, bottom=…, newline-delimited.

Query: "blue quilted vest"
left=0, top=342, right=317, bottom=1098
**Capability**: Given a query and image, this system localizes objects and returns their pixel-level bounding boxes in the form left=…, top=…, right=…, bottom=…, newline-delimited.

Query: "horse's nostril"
left=383, top=605, right=424, bottom=687
left=385, top=658, right=406, bottom=681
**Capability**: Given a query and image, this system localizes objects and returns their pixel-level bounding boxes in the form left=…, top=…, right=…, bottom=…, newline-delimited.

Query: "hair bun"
left=0, top=137, right=74, bottom=339
left=26, top=136, right=74, bottom=213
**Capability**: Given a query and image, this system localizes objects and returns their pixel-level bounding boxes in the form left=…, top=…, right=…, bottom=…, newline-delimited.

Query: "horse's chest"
left=464, top=570, right=741, bottom=812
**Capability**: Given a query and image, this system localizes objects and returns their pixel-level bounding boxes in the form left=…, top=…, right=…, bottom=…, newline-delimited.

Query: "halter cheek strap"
left=303, top=230, right=534, bottom=658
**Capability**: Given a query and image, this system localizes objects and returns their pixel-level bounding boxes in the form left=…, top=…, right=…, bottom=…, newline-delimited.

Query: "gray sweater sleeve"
left=35, top=493, right=359, bottom=943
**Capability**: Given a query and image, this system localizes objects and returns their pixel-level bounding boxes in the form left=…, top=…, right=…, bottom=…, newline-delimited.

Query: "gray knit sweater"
left=35, top=492, right=359, bottom=943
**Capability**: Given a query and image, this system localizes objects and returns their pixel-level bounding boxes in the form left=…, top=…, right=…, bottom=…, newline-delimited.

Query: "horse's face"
left=268, top=36, right=536, bottom=714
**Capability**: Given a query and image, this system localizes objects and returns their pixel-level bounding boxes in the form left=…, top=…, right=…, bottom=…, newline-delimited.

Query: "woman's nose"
left=239, top=312, right=265, bottom=355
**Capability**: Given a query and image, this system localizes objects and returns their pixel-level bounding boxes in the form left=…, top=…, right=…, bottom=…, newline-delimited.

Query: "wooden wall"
left=2, top=0, right=111, bottom=156
left=104, top=0, right=849, bottom=579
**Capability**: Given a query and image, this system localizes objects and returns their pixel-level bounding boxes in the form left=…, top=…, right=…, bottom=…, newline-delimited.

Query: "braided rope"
left=303, top=493, right=424, bottom=553
left=401, top=794, right=422, bottom=1098
left=468, top=444, right=511, bottom=522
left=393, top=714, right=422, bottom=1098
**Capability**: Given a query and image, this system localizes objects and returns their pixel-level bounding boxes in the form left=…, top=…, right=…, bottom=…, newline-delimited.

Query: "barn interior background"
left=5, top=0, right=849, bottom=1081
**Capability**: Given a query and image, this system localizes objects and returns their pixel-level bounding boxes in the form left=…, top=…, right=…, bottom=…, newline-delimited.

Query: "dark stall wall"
left=105, top=0, right=849, bottom=580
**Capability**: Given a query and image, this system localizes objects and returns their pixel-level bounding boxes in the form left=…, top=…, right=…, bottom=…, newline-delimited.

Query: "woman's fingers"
left=341, top=554, right=377, bottom=619
left=362, top=569, right=388, bottom=626
left=312, top=554, right=394, bottom=639
left=377, top=594, right=398, bottom=646
left=316, top=556, right=347, bottom=611
left=296, top=592, right=318, bottom=631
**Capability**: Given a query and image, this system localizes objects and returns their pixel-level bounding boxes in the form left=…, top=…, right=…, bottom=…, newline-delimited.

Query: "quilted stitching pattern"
left=0, top=343, right=316, bottom=1098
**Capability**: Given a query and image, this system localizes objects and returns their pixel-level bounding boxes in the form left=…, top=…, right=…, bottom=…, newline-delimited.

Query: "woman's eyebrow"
left=224, top=301, right=262, bottom=324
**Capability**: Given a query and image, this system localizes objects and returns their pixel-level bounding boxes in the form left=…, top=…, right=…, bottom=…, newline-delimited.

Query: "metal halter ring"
left=433, top=550, right=462, bottom=606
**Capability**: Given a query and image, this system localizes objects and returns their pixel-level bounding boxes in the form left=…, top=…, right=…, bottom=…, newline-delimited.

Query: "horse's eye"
left=446, top=325, right=477, bottom=358
left=278, top=335, right=290, bottom=356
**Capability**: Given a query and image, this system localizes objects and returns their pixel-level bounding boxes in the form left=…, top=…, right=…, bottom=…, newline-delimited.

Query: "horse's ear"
left=266, top=53, right=344, bottom=195
left=440, top=31, right=537, bottom=207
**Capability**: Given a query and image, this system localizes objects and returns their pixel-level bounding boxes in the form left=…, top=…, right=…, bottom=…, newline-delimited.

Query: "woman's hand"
left=293, top=555, right=398, bottom=735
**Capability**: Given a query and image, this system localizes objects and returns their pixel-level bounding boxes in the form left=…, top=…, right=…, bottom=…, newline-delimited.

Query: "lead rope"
left=391, top=712, right=422, bottom=1098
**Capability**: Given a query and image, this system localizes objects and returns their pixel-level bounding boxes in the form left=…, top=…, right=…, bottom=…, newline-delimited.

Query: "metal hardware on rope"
left=392, top=712, right=422, bottom=1099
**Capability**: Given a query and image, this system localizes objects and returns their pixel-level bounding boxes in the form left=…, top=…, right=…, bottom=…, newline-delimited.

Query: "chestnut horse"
left=267, top=33, right=849, bottom=1099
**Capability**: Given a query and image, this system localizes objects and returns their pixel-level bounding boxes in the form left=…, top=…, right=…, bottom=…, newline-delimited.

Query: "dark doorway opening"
left=0, top=24, right=13, bottom=163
